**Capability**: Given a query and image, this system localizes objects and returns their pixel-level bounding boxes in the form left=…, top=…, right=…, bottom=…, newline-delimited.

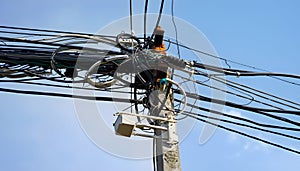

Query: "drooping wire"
left=206, top=73, right=300, bottom=110
left=174, top=99, right=300, bottom=132
left=166, top=40, right=300, bottom=86
left=175, top=90, right=300, bottom=126
left=181, top=110, right=300, bottom=140
left=173, top=73, right=284, bottom=110
left=184, top=113, right=300, bottom=155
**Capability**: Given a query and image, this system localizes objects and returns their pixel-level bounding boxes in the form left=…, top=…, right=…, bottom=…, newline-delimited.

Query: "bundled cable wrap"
left=163, top=55, right=185, bottom=68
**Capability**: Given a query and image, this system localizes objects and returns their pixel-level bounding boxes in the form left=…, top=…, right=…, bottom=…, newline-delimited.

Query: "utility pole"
left=151, top=26, right=182, bottom=171
left=113, top=26, right=182, bottom=171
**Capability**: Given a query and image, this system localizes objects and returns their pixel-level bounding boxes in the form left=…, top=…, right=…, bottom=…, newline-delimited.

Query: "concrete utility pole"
left=113, top=26, right=182, bottom=171
left=151, top=26, right=182, bottom=171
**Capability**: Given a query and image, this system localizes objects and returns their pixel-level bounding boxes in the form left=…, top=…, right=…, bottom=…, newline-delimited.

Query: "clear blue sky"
left=0, top=0, right=299, bottom=171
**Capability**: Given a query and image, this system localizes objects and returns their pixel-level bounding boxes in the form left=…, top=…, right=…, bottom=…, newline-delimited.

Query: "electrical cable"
left=166, top=39, right=300, bottom=86
left=130, top=0, right=133, bottom=35
left=171, top=0, right=180, bottom=59
left=181, top=110, right=300, bottom=140
left=173, top=73, right=284, bottom=110
left=0, top=86, right=142, bottom=103
left=0, top=80, right=134, bottom=95
left=174, top=98, right=300, bottom=132
left=144, top=0, right=149, bottom=42
left=185, top=113, right=300, bottom=155
left=207, top=73, right=300, bottom=110
left=175, top=91, right=300, bottom=126
left=192, top=61, right=300, bottom=82
left=150, top=0, right=165, bottom=40
left=0, top=25, right=116, bottom=38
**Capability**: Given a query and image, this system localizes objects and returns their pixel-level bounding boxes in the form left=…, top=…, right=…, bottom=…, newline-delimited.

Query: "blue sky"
left=0, top=0, right=300, bottom=171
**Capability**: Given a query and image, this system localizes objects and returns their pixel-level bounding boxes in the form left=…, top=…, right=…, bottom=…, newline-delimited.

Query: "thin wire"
left=182, top=111, right=300, bottom=140
left=171, top=0, right=181, bottom=59
left=193, top=61, right=300, bottom=81
left=0, top=25, right=116, bottom=38
left=180, top=91, right=300, bottom=126
left=167, top=40, right=300, bottom=86
left=209, top=74, right=300, bottom=110
left=173, top=73, right=284, bottom=110
left=185, top=114, right=300, bottom=155
left=175, top=99, right=300, bottom=131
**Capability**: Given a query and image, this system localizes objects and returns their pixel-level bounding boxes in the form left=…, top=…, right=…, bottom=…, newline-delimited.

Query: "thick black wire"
left=0, top=86, right=141, bottom=103
left=193, top=63, right=300, bottom=80
left=0, top=44, right=56, bottom=50
left=194, top=61, right=300, bottom=80
left=144, top=0, right=149, bottom=42
left=2, top=25, right=299, bottom=85
left=185, top=114, right=300, bottom=155
left=150, top=0, right=165, bottom=40
left=0, top=80, right=134, bottom=95
left=129, top=0, right=133, bottom=34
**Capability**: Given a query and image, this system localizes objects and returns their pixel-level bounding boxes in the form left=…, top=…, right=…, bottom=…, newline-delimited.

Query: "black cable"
left=156, top=0, right=165, bottom=28
left=0, top=80, right=134, bottom=94
left=129, top=0, right=133, bottom=34
left=0, top=44, right=56, bottom=50
left=175, top=91, right=300, bottom=126
left=0, top=36, right=114, bottom=53
left=144, top=0, right=149, bottom=42
left=174, top=99, right=300, bottom=132
left=151, top=0, right=165, bottom=40
left=208, top=74, right=300, bottom=110
left=181, top=110, right=300, bottom=140
left=173, top=73, right=283, bottom=110
left=0, top=25, right=115, bottom=38
left=185, top=114, right=300, bottom=155
left=166, top=39, right=300, bottom=86
left=193, top=61, right=300, bottom=80
left=0, top=86, right=141, bottom=103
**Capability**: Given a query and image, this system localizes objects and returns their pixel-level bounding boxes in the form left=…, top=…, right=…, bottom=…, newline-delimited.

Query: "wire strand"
left=185, top=114, right=300, bottom=155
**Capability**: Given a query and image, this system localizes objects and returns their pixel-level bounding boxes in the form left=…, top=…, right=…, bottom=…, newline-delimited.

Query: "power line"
left=181, top=110, right=300, bottom=141
left=176, top=91, right=300, bottom=126
left=174, top=99, right=300, bottom=132
left=193, top=61, right=300, bottom=80
left=0, top=86, right=141, bottom=103
left=173, top=73, right=284, bottom=110
left=207, top=74, right=300, bottom=110
left=167, top=39, right=300, bottom=86
left=185, top=114, right=300, bottom=155
left=0, top=25, right=115, bottom=38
